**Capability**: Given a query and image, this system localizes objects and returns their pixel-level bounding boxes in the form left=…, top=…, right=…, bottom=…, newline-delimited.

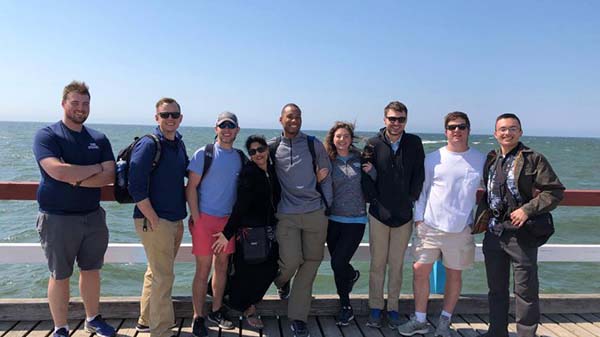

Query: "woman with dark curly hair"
left=212, top=135, right=281, bottom=329
left=324, top=121, right=371, bottom=326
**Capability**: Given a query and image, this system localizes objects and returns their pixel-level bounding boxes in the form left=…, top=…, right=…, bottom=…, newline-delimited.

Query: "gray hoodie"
left=269, top=132, right=333, bottom=214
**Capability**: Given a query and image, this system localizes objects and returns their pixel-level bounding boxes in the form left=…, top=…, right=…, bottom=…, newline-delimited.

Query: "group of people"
left=34, top=81, right=565, bottom=337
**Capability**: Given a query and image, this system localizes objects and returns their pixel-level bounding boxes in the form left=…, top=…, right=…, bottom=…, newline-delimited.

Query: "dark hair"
left=245, top=134, right=268, bottom=152
left=324, top=121, right=359, bottom=160
left=281, top=103, right=302, bottom=115
left=384, top=101, right=408, bottom=116
left=155, top=97, right=181, bottom=112
left=444, top=111, right=471, bottom=129
left=495, top=113, right=522, bottom=129
left=62, top=81, right=90, bottom=101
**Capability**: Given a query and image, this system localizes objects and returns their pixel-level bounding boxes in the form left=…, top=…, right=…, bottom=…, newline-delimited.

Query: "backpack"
left=201, top=143, right=247, bottom=180
left=268, top=135, right=330, bottom=213
left=114, top=134, right=161, bottom=203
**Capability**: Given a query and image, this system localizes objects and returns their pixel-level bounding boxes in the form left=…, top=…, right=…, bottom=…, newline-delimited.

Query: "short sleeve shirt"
left=33, top=121, right=115, bottom=214
left=187, top=143, right=242, bottom=217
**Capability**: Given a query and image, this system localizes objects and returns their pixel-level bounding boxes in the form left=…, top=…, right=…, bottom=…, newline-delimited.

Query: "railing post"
left=430, top=259, right=445, bottom=294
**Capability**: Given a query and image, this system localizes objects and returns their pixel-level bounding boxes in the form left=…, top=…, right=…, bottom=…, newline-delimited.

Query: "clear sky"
left=1, top=1, right=599, bottom=137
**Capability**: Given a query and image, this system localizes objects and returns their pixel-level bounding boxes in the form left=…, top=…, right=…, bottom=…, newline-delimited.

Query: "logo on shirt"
left=88, top=143, right=100, bottom=150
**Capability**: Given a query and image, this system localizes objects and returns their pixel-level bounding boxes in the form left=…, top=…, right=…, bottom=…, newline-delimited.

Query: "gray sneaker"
left=397, top=315, right=429, bottom=336
left=434, top=315, right=451, bottom=337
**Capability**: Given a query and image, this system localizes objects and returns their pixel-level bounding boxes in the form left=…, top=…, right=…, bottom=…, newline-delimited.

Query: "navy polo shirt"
left=33, top=121, right=115, bottom=214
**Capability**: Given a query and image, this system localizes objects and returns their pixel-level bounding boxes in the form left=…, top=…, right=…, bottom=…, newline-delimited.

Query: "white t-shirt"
left=414, top=146, right=486, bottom=233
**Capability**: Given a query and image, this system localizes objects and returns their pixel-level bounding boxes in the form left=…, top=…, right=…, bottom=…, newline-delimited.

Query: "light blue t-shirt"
left=187, top=143, right=242, bottom=217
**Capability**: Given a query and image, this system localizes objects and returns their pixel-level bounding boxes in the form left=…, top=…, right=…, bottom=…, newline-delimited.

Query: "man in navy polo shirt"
left=33, top=81, right=116, bottom=337
left=129, top=97, right=188, bottom=337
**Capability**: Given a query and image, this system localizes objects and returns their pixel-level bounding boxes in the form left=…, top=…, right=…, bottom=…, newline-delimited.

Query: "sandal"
left=245, top=314, right=264, bottom=329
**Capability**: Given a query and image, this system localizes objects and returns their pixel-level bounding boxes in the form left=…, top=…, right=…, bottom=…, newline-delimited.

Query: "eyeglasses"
left=497, top=126, right=520, bottom=133
left=158, top=112, right=181, bottom=119
left=446, top=124, right=468, bottom=131
left=217, top=121, right=237, bottom=129
left=248, top=146, right=267, bottom=156
left=386, top=116, right=407, bottom=123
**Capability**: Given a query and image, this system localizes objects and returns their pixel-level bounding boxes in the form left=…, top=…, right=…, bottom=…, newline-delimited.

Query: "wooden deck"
left=2, top=313, right=600, bottom=337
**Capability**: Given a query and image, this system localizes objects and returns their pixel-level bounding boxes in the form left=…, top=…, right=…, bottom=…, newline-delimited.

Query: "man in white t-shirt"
left=398, top=112, right=485, bottom=337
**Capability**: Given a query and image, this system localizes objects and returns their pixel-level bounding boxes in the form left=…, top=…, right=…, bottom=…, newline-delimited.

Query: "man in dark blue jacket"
left=129, top=98, right=188, bottom=337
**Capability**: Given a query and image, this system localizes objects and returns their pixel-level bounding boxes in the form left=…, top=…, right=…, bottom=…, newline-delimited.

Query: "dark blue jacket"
left=129, top=127, right=188, bottom=221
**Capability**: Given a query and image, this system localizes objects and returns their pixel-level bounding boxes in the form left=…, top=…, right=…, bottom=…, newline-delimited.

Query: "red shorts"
left=190, top=212, right=235, bottom=256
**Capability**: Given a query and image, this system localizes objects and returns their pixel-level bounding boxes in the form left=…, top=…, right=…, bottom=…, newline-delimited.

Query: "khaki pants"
left=136, top=218, right=183, bottom=337
left=368, top=215, right=412, bottom=312
left=274, top=209, right=328, bottom=322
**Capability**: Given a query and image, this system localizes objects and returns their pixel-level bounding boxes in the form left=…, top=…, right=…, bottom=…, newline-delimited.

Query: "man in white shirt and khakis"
left=397, top=111, right=485, bottom=337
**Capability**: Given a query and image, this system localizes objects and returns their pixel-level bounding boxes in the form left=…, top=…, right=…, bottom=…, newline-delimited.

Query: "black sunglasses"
left=158, top=112, right=181, bottom=119
left=218, top=121, right=237, bottom=129
left=386, top=116, right=407, bottom=123
left=248, top=146, right=267, bottom=156
left=446, top=124, right=468, bottom=131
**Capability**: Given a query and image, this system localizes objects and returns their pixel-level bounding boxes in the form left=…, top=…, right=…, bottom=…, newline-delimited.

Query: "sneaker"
left=84, top=315, right=116, bottom=337
left=397, top=315, right=429, bottom=336
left=207, top=307, right=234, bottom=330
left=336, top=306, right=354, bottom=326
left=387, top=310, right=401, bottom=329
left=191, top=317, right=208, bottom=337
left=278, top=280, right=291, bottom=300
left=53, top=328, right=69, bottom=337
left=365, top=308, right=382, bottom=328
left=349, top=270, right=360, bottom=293
left=434, top=315, right=451, bottom=337
left=290, top=320, right=310, bottom=337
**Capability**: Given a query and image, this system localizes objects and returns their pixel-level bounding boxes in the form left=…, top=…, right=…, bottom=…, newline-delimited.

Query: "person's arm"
left=129, top=139, right=160, bottom=229
left=186, top=171, right=202, bottom=226
left=314, top=139, right=333, bottom=206
left=39, top=157, right=103, bottom=185
left=78, top=160, right=115, bottom=187
left=511, top=153, right=565, bottom=226
left=413, top=156, right=432, bottom=224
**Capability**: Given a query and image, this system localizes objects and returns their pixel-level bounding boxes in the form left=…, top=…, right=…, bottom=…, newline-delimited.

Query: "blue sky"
left=1, top=1, right=599, bottom=137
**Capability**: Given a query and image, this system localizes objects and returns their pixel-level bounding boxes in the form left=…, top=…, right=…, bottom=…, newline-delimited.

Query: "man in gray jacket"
left=269, top=103, right=333, bottom=337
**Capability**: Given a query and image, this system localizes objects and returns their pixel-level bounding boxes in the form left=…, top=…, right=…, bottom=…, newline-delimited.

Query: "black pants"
left=483, top=231, right=539, bottom=337
left=326, top=220, right=366, bottom=306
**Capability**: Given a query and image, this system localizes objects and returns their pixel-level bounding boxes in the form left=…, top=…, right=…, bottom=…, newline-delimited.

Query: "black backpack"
left=268, top=135, right=330, bottom=212
left=114, top=134, right=161, bottom=203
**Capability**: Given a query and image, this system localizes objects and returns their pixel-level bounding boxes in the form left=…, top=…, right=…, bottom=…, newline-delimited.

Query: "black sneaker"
left=207, top=307, right=234, bottom=330
left=349, top=270, right=360, bottom=292
left=136, top=321, right=178, bottom=332
left=191, top=317, right=208, bottom=337
left=278, top=280, right=291, bottom=300
left=336, top=306, right=355, bottom=326
left=290, top=320, right=310, bottom=337
left=53, top=328, right=69, bottom=337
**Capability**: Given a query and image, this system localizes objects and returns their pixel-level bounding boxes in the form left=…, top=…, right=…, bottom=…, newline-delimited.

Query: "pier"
left=1, top=182, right=600, bottom=337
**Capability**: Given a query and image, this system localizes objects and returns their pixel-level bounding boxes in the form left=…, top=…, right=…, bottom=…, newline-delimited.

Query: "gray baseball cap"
left=216, top=111, right=238, bottom=126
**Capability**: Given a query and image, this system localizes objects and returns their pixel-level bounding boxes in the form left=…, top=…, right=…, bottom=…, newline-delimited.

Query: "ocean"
left=1, top=121, right=599, bottom=298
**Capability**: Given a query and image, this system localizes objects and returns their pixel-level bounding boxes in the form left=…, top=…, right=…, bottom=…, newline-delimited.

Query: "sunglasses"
left=217, top=121, right=237, bottom=129
left=386, top=116, right=407, bottom=123
left=158, top=112, right=181, bottom=119
left=446, top=124, right=468, bottom=131
left=248, top=146, right=267, bottom=156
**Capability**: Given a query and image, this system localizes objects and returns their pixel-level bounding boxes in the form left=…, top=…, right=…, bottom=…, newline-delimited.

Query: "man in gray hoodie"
left=269, top=103, right=333, bottom=337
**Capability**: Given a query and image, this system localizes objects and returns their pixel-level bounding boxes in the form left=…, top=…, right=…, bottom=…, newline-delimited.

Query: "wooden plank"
left=278, top=317, right=294, bottom=337
left=3, top=321, right=39, bottom=337
left=261, top=316, right=281, bottom=337
left=338, top=318, right=364, bottom=337
left=26, top=321, right=54, bottom=337
left=180, top=318, right=219, bottom=337
left=0, top=322, right=18, bottom=336
left=562, top=314, right=600, bottom=337
left=115, top=319, right=137, bottom=337
left=353, top=315, right=383, bottom=337
left=545, top=314, right=597, bottom=337
left=306, top=317, right=323, bottom=337
left=580, top=314, right=600, bottom=333
left=315, top=316, right=341, bottom=337
left=427, top=315, right=457, bottom=337
left=539, top=314, right=579, bottom=337
left=450, top=315, right=480, bottom=337
left=68, top=319, right=89, bottom=337
left=460, top=314, right=488, bottom=335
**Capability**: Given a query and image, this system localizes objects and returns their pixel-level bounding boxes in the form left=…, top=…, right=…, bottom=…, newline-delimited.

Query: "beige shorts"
left=412, top=223, right=475, bottom=270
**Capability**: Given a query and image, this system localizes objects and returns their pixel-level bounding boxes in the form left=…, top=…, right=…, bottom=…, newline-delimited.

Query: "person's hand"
left=362, top=162, right=373, bottom=173
left=147, top=215, right=160, bottom=231
left=212, top=232, right=228, bottom=254
left=510, top=208, right=529, bottom=227
left=316, top=167, right=329, bottom=183
left=415, top=220, right=424, bottom=227
left=188, top=216, right=195, bottom=230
